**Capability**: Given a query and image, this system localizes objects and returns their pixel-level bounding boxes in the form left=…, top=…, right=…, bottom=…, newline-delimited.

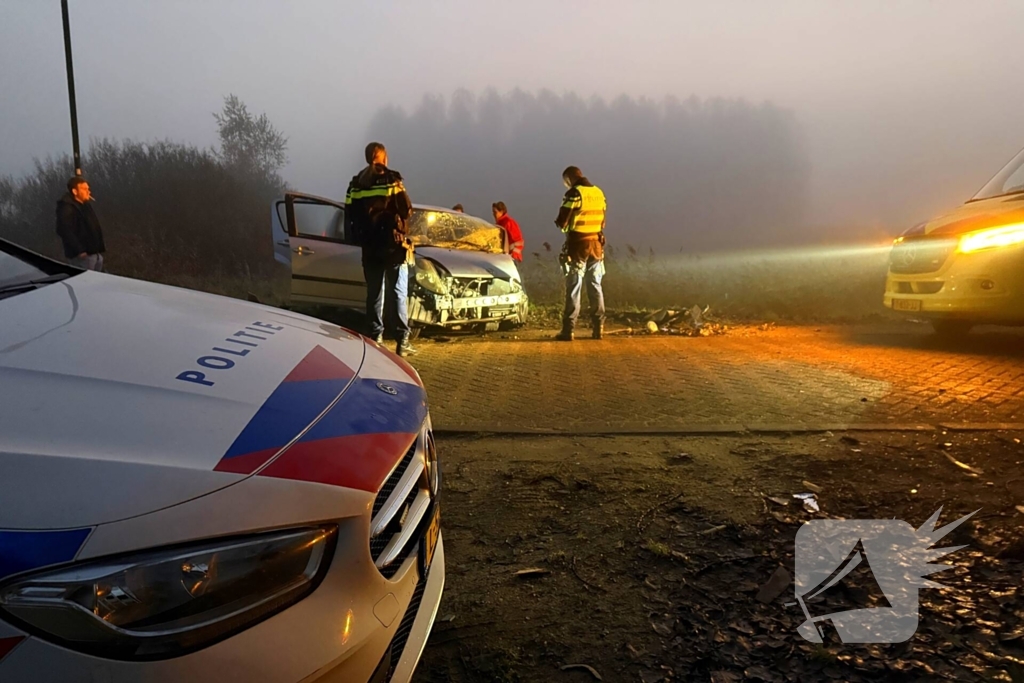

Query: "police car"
left=0, top=238, right=443, bottom=682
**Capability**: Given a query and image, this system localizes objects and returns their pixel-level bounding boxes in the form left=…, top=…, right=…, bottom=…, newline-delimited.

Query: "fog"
left=2, top=0, right=1023, bottom=250
left=368, top=90, right=809, bottom=251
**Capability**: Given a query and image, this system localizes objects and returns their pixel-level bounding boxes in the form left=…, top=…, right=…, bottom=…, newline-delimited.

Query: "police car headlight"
left=0, top=526, right=336, bottom=659
left=414, top=257, right=449, bottom=294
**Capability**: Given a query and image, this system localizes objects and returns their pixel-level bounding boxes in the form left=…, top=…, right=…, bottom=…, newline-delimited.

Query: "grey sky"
left=2, top=0, right=1022, bottom=239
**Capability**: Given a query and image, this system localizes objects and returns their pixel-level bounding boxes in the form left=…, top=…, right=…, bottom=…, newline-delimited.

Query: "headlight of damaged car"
left=958, top=221, right=1024, bottom=253
left=414, top=257, right=449, bottom=294
left=0, top=526, right=336, bottom=659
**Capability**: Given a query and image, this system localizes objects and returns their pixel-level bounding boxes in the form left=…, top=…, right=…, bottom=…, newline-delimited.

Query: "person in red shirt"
left=492, top=201, right=525, bottom=267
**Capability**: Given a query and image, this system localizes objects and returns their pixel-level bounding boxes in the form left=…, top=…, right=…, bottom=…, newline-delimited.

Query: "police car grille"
left=369, top=486, right=419, bottom=578
left=369, top=421, right=437, bottom=579
left=383, top=571, right=428, bottom=682
left=372, top=442, right=418, bottom=520
left=889, top=237, right=955, bottom=274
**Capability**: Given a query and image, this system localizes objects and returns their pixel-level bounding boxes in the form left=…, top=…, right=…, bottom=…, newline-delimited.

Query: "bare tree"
left=214, top=94, right=288, bottom=178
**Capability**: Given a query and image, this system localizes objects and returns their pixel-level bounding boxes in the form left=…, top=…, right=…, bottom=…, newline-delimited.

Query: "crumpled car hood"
left=0, top=271, right=369, bottom=529
left=417, top=246, right=520, bottom=280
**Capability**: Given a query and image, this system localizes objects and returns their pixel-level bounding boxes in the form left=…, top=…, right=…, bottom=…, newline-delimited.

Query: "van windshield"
left=972, top=147, right=1024, bottom=201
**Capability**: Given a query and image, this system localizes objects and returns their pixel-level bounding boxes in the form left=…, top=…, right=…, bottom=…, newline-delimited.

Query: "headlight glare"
left=958, top=222, right=1024, bottom=253
left=0, top=526, right=336, bottom=659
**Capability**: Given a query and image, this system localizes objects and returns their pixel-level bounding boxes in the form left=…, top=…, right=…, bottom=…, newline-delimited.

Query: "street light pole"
left=61, top=0, right=82, bottom=176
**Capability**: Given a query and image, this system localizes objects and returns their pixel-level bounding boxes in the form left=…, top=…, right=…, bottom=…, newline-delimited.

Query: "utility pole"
left=61, top=0, right=82, bottom=176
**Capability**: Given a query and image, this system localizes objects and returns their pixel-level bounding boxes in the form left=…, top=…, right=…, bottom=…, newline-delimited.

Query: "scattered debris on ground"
left=599, top=306, right=734, bottom=337
left=416, top=430, right=1024, bottom=683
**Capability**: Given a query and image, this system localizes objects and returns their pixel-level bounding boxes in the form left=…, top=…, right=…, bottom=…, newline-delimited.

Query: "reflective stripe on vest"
left=346, top=183, right=403, bottom=201
left=566, top=185, right=606, bottom=234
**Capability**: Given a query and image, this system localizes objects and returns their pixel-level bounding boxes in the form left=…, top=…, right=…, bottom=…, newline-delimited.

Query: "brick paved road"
left=407, top=324, right=1024, bottom=431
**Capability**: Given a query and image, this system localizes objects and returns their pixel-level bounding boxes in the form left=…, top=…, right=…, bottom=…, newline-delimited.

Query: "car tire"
left=931, top=319, right=974, bottom=337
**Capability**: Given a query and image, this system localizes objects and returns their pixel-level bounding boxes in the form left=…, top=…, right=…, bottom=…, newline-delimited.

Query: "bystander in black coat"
left=55, top=192, right=105, bottom=259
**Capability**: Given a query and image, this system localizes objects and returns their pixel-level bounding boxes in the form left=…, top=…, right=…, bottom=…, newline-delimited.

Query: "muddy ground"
left=413, top=429, right=1024, bottom=683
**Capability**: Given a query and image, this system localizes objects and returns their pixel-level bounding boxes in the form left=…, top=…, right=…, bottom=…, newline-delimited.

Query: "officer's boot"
left=592, top=320, right=604, bottom=340
left=396, top=335, right=417, bottom=357
left=555, top=323, right=574, bottom=342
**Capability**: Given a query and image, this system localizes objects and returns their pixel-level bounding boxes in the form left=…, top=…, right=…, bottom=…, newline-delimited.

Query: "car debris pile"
left=611, top=305, right=729, bottom=337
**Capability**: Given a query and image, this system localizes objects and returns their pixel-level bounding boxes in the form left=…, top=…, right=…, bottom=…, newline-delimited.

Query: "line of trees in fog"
left=0, top=89, right=812, bottom=298
left=369, top=89, right=810, bottom=253
left=0, top=96, right=285, bottom=291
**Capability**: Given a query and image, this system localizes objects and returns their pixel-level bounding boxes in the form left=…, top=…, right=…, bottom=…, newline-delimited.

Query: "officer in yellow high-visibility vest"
left=554, top=165, right=607, bottom=341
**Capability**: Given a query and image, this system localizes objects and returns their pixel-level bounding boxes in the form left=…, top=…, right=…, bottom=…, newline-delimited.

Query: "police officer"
left=553, top=166, right=607, bottom=340
left=345, top=142, right=417, bottom=356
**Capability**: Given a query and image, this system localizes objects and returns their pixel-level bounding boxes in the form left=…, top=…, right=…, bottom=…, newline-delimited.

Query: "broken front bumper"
left=434, top=293, right=523, bottom=311
left=408, top=290, right=527, bottom=328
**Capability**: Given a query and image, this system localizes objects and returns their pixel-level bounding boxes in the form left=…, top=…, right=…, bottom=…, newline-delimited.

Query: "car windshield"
left=972, top=147, right=1024, bottom=201
left=407, top=209, right=505, bottom=254
left=0, top=248, right=52, bottom=292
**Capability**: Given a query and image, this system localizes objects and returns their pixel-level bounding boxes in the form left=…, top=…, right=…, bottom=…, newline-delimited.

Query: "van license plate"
left=892, top=299, right=922, bottom=312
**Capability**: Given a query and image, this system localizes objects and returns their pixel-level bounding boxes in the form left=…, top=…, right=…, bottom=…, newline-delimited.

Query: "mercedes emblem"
left=896, top=246, right=917, bottom=268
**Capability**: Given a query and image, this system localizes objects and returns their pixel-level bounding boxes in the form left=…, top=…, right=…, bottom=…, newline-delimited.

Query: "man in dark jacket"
left=344, top=142, right=416, bottom=356
left=56, top=177, right=106, bottom=271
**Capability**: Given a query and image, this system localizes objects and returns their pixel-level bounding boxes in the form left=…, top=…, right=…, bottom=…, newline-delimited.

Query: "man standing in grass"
left=56, top=177, right=106, bottom=271
left=554, top=166, right=607, bottom=341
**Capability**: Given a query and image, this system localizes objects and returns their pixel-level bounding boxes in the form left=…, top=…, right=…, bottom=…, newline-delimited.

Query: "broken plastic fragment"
left=689, top=304, right=705, bottom=328
left=793, top=492, right=820, bottom=512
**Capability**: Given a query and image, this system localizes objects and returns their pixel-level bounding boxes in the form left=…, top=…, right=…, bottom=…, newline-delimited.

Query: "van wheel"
left=931, top=320, right=974, bottom=337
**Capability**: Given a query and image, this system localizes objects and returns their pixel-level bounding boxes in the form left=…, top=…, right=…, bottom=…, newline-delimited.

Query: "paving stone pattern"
left=408, top=325, right=1024, bottom=432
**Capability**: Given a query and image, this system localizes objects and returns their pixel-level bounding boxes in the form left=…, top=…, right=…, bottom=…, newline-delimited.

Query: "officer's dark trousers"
left=563, top=256, right=605, bottom=330
left=363, top=262, right=410, bottom=341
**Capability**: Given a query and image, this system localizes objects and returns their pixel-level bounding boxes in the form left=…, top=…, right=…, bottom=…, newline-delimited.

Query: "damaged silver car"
left=273, top=193, right=528, bottom=331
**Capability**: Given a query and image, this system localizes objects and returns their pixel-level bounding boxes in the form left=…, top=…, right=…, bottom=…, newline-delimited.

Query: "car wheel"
left=931, top=319, right=974, bottom=337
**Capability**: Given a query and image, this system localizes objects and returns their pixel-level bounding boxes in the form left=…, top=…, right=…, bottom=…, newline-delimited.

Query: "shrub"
left=0, top=96, right=288, bottom=301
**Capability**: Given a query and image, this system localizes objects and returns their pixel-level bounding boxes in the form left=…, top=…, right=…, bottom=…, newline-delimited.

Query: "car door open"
left=282, top=193, right=365, bottom=308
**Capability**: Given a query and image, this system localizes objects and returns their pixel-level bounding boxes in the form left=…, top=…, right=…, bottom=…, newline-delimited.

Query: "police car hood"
left=0, top=272, right=423, bottom=529
left=417, top=246, right=520, bottom=280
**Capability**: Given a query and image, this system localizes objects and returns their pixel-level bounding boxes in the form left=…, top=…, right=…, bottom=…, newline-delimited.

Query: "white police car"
left=0, top=238, right=443, bottom=682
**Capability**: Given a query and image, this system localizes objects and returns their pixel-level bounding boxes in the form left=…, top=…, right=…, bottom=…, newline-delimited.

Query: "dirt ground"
left=413, top=429, right=1024, bottom=683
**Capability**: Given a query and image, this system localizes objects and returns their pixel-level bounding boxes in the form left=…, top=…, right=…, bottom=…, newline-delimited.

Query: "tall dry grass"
left=517, top=240, right=894, bottom=323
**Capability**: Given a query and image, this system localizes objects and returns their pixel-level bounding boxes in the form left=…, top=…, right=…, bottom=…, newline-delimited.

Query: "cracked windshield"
left=408, top=209, right=505, bottom=254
